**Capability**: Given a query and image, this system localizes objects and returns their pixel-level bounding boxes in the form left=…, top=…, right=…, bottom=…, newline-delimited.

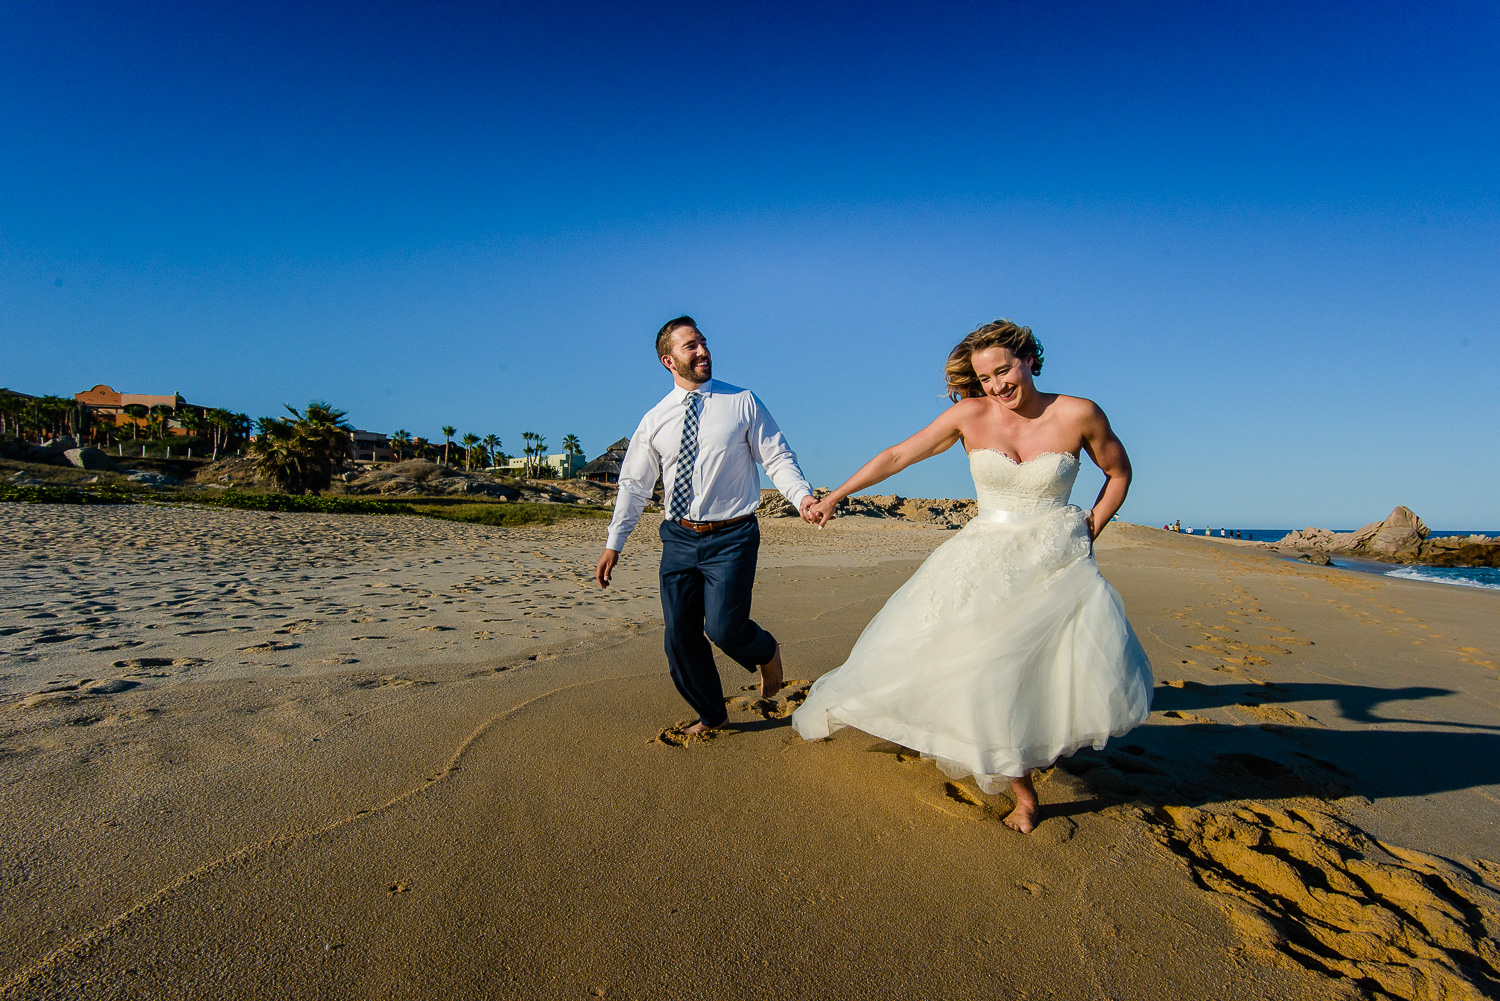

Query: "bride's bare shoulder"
left=1048, top=394, right=1107, bottom=420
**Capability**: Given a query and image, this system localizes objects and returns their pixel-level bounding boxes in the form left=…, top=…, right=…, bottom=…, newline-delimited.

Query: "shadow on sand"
left=1055, top=680, right=1500, bottom=807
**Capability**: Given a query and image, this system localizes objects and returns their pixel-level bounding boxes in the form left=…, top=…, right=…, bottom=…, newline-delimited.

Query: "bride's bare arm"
left=809, top=404, right=970, bottom=524
left=1077, top=400, right=1132, bottom=540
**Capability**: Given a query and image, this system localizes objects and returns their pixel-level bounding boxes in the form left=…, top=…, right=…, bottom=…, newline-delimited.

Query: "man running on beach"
left=596, top=316, right=817, bottom=734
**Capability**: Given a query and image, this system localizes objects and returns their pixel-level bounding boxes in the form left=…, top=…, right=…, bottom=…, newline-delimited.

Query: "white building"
left=496, top=452, right=586, bottom=478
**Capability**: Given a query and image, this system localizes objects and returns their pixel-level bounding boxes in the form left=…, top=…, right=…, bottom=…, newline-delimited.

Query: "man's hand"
left=807, top=495, right=838, bottom=527
left=596, top=548, right=620, bottom=588
left=799, top=496, right=818, bottom=524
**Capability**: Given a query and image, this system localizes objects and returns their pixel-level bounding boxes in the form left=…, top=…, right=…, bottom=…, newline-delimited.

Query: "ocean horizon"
left=1166, top=527, right=1500, bottom=592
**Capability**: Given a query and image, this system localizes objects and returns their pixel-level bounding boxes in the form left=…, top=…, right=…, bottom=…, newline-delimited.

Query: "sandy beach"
left=3, top=504, right=1498, bottom=1000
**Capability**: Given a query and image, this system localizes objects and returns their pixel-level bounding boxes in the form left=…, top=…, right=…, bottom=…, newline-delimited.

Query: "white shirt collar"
left=667, top=378, right=716, bottom=402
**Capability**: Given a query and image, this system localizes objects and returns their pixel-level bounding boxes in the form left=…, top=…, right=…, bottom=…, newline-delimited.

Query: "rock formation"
left=64, top=447, right=118, bottom=472
left=759, top=489, right=978, bottom=528
left=1277, top=506, right=1498, bottom=567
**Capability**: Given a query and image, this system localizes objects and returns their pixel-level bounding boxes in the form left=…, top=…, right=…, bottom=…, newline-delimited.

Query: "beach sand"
left=2, top=505, right=1498, bottom=999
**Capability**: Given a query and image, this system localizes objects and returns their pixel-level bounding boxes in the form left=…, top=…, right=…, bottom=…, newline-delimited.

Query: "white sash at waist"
left=971, top=505, right=1066, bottom=525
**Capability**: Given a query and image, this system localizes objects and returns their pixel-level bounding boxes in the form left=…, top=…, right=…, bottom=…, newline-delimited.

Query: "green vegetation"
left=407, top=501, right=607, bottom=528
left=249, top=401, right=353, bottom=493
left=197, top=490, right=413, bottom=515
left=0, top=483, right=138, bottom=505
left=0, top=477, right=607, bottom=529
left=199, top=490, right=605, bottom=526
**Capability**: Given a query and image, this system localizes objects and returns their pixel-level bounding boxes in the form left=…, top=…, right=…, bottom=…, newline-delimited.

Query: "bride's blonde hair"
left=944, top=319, right=1044, bottom=402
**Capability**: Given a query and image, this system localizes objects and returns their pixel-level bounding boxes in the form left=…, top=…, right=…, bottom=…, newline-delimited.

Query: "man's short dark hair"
left=656, top=315, right=698, bottom=359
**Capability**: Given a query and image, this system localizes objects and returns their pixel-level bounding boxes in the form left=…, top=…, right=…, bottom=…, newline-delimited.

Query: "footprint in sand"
left=20, top=677, right=139, bottom=706
left=723, top=681, right=812, bottom=720
left=1144, top=801, right=1500, bottom=1000
left=653, top=721, right=731, bottom=747
left=1232, top=704, right=1321, bottom=726
left=238, top=640, right=300, bottom=652
left=112, top=656, right=207, bottom=676
left=1161, top=710, right=1217, bottom=724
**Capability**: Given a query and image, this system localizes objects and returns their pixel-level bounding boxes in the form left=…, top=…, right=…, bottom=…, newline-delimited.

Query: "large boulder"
left=64, top=447, right=117, bottom=471
left=32, top=436, right=78, bottom=455
left=1367, top=505, right=1428, bottom=559
left=127, top=470, right=180, bottom=488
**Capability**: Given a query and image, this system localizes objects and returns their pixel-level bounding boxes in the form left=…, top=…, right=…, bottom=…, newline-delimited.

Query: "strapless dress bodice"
left=968, top=449, right=1079, bottom=515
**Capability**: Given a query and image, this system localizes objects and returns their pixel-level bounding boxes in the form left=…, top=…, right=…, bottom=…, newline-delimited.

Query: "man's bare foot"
left=681, top=720, right=723, bottom=736
left=1003, top=773, right=1040, bottom=834
left=759, top=644, right=784, bottom=698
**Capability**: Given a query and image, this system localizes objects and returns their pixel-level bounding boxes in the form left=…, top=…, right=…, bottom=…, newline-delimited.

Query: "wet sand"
left=2, top=506, right=1498, bottom=999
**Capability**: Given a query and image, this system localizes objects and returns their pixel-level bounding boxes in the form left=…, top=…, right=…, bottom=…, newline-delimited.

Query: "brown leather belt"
left=673, top=514, right=754, bottom=534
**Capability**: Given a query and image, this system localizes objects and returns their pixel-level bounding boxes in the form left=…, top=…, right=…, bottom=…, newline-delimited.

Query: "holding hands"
left=805, top=494, right=839, bottom=527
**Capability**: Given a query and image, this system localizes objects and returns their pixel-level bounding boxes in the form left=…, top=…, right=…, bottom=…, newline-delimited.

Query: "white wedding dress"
left=791, top=449, right=1153, bottom=793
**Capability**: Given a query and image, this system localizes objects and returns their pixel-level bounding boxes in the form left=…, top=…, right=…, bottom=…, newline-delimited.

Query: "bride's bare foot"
left=1003, top=772, right=1040, bottom=834
left=759, top=644, right=784, bottom=698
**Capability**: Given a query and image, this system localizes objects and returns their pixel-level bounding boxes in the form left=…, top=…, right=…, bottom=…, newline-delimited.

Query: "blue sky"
left=3, top=1, right=1496, bottom=527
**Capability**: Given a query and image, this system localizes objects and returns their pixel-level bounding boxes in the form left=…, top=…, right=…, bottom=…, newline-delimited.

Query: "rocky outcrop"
left=1422, top=542, right=1500, bottom=568
left=64, top=447, right=117, bottom=472
left=338, top=460, right=601, bottom=505
left=1278, top=506, right=1497, bottom=566
left=1369, top=505, right=1428, bottom=559
left=758, top=489, right=978, bottom=528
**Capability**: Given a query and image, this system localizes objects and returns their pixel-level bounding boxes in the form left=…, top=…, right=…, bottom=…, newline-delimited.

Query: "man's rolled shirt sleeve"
left=605, top=417, right=660, bottom=552
left=747, top=394, right=812, bottom=510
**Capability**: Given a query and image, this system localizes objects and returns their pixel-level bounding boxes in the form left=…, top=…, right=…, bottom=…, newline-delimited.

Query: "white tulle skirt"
left=791, top=505, right=1153, bottom=793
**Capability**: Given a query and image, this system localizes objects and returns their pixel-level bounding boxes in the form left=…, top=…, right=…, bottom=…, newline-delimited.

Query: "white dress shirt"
left=605, top=379, right=812, bottom=551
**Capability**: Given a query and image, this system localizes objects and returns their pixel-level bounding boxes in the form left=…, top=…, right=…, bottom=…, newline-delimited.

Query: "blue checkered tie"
left=668, top=391, right=701, bottom=520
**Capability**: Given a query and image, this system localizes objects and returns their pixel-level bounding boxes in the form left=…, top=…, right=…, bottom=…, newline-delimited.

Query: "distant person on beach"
left=791, top=319, right=1153, bottom=834
left=596, top=316, right=817, bottom=735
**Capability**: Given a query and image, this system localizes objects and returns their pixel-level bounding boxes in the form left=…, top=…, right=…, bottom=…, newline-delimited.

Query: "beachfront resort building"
left=496, top=451, right=588, bottom=478
left=350, top=430, right=395, bottom=463
left=74, top=385, right=190, bottom=433
left=580, top=438, right=631, bottom=483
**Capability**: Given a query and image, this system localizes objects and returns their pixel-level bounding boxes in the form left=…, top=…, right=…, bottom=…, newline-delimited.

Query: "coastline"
left=3, top=506, right=1498, bottom=999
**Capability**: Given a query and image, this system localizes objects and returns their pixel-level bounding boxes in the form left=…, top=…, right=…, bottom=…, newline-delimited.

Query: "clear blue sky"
left=3, top=1, right=1496, bottom=528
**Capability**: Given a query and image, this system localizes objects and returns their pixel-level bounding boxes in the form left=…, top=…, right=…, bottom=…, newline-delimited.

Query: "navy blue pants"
left=659, top=517, right=777, bottom=727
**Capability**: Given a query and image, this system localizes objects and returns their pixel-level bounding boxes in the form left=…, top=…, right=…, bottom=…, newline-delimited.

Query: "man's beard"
left=674, top=357, right=711, bottom=382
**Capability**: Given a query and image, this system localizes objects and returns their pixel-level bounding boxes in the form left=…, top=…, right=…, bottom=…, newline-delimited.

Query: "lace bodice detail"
left=968, top=449, right=1078, bottom=513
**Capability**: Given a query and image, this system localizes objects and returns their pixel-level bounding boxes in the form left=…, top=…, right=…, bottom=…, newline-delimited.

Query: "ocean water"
left=1380, top=565, right=1500, bottom=591
left=1164, top=526, right=1500, bottom=592
left=1172, top=528, right=1499, bottom=544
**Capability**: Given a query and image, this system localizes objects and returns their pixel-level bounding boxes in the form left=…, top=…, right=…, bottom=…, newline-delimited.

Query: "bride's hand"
left=809, top=496, right=838, bottom=527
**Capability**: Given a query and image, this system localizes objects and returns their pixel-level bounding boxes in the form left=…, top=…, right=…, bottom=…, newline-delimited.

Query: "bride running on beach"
left=792, top=319, right=1153, bottom=833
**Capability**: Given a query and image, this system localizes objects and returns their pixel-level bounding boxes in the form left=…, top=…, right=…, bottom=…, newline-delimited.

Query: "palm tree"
left=460, top=432, right=480, bottom=471
left=230, top=412, right=252, bottom=452
left=148, top=404, right=175, bottom=441
left=31, top=395, right=73, bottom=440
left=413, top=436, right=430, bottom=459
left=481, top=434, right=501, bottom=469
left=440, top=425, right=457, bottom=465
left=177, top=409, right=203, bottom=447
left=390, top=429, right=412, bottom=461
left=0, top=389, right=26, bottom=438
left=520, top=431, right=548, bottom=478
left=121, top=404, right=149, bottom=442
left=561, top=435, right=583, bottom=476
left=204, top=408, right=233, bottom=454
left=249, top=401, right=354, bottom=494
